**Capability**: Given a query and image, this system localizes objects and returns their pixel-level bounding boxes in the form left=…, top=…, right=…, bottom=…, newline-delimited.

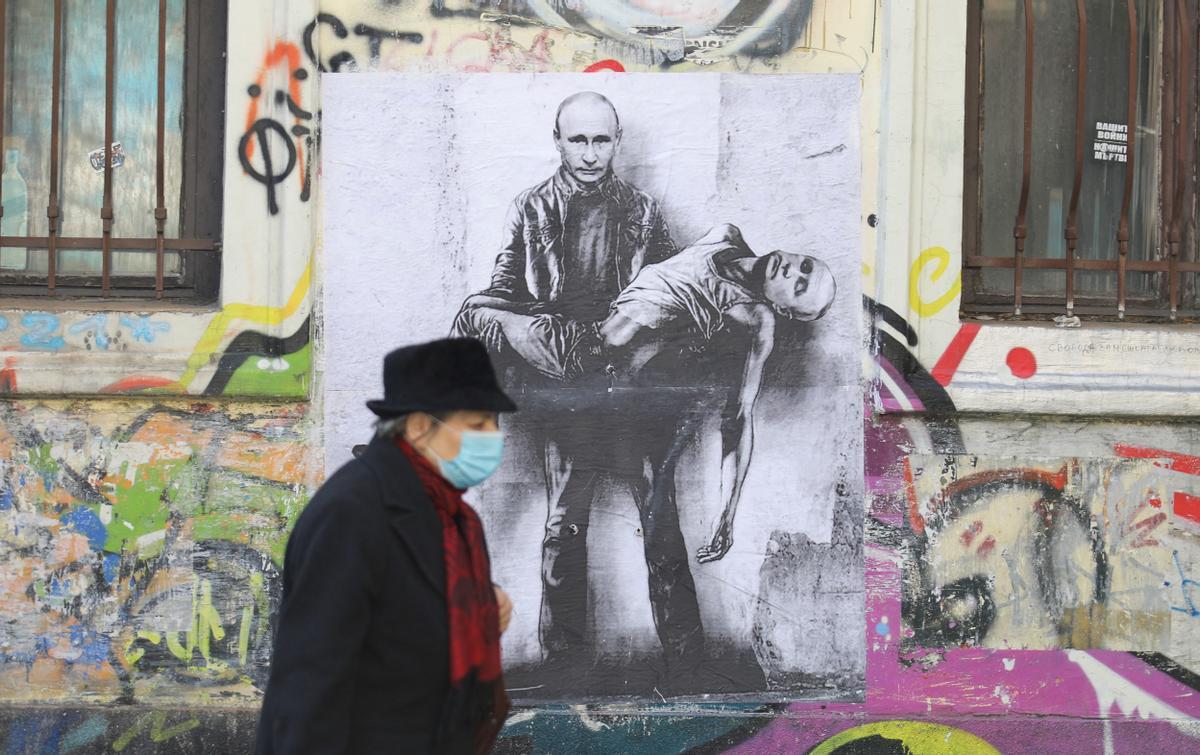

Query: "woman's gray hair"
left=374, top=415, right=408, bottom=439
left=374, top=411, right=449, bottom=440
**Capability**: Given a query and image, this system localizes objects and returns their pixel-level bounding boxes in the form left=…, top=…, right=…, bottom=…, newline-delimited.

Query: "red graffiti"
left=975, top=535, right=997, bottom=557
left=1129, top=511, right=1167, bottom=547
left=445, top=28, right=555, bottom=72
left=0, top=357, right=17, bottom=393
left=584, top=59, right=626, bottom=72
left=930, top=323, right=981, bottom=387
left=903, top=457, right=923, bottom=534
left=1174, top=491, right=1200, bottom=525
left=908, top=465, right=1069, bottom=534
left=1114, top=445, right=1200, bottom=477
left=1005, top=347, right=1037, bottom=379
left=960, top=519, right=983, bottom=547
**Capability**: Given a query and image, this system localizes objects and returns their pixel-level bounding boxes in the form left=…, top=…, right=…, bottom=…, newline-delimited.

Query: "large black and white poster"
left=322, top=73, right=864, bottom=701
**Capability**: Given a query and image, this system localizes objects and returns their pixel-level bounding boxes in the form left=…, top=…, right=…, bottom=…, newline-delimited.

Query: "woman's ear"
left=404, top=413, right=433, bottom=443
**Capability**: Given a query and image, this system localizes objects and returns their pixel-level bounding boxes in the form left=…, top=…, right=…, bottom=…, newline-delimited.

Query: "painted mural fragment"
left=901, top=452, right=1200, bottom=653
left=0, top=402, right=312, bottom=705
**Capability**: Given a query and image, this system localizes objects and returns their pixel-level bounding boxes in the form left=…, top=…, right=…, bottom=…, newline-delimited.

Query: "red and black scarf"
left=397, top=439, right=509, bottom=752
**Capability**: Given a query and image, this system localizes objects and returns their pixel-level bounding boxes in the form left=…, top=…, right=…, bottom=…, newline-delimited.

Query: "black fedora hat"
left=366, top=337, right=518, bottom=418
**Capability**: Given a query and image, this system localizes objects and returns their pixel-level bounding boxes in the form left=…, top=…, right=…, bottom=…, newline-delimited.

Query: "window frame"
left=0, top=0, right=226, bottom=303
left=959, top=0, right=1199, bottom=323
left=877, top=0, right=1200, bottom=418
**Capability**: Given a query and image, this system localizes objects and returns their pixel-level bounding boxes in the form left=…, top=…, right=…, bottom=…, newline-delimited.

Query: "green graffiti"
left=222, top=342, right=311, bottom=397
left=100, top=460, right=184, bottom=556
left=28, top=442, right=61, bottom=481
left=165, top=455, right=208, bottom=519
left=192, top=476, right=304, bottom=567
left=111, top=711, right=200, bottom=751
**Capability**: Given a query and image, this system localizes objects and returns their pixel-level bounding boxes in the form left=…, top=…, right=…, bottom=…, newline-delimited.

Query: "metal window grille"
left=963, top=0, right=1199, bottom=322
left=0, top=0, right=224, bottom=300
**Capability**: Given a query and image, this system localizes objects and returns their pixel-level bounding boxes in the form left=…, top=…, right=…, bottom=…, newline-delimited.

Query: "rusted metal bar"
left=1184, top=0, right=1198, bottom=314
left=1013, top=0, right=1035, bottom=316
left=967, top=254, right=1200, bottom=273
left=1064, top=0, right=1088, bottom=317
left=0, top=0, right=8, bottom=251
left=961, top=1, right=983, bottom=266
left=0, top=236, right=218, bottom=250
left=47, top=0, right=63, bottom=295
left=0, top=283, right=193, bottom=298
left=1116, top=0, right=1138, bottom=319
left=1169, top=0, right=1190, bottom=320
left=101, top=0, right=116, bottom=296
left=154, top=0, right=167, bottom=299
left=1162, top=0, right=1177, bottom=296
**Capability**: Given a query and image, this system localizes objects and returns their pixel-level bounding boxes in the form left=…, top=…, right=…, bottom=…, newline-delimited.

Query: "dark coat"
left=255, top=435, right=475, bottom=754
left=488, top=167, right=676, bottom=306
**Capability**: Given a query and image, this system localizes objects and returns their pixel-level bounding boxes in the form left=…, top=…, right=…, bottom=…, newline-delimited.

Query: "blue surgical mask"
left=429, top=419, right=505, bottom=489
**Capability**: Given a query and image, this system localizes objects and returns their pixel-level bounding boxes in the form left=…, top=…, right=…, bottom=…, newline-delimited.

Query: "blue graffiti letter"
left=20, top=313, right=64, bottom=350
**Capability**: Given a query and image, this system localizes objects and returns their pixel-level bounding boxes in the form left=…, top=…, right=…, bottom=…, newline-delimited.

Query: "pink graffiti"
left=444, top=28, right=555, bottom=73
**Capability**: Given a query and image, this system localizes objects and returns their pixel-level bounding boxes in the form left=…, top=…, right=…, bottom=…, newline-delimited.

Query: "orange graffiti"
left=99, top=376, right=176, bottom=394
left=243, top=41, right=308, bottom=189
left=217, top=438, right=307, bottom=485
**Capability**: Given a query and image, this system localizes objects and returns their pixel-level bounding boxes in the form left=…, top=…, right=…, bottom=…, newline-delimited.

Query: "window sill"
left=910, top=319, right=1200, bottom=416
left=0, top=297, right=218, bottom=313
left=0, top=303, right=310, bottom=399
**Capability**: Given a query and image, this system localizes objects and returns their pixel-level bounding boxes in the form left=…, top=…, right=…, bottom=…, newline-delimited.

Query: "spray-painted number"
left=20, top=313, right=65, bottom=351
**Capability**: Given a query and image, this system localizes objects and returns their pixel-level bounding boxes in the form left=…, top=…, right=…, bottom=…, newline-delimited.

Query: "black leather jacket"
left=486, top=167, right=675, bottom=306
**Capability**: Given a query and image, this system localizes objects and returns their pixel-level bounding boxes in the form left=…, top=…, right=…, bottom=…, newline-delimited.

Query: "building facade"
left=1, top=1, right=1198, bottom=752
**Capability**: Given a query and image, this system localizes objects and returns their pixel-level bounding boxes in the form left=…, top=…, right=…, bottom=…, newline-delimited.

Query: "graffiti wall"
left=0, top=401, right=314, bottom=706
left=2, top=0, right=1199, bottom=753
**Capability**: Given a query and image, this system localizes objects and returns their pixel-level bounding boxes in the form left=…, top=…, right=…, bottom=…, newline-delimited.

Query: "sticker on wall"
left=1092, top=121, right=1128, bottom=163
left=88, top=141, right=126, bottom=172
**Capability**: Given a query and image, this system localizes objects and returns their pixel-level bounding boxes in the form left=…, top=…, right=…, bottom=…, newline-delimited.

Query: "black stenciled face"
left=554, top=96, right=621, bottom=185
left=762, top=251, right=836, bottom=321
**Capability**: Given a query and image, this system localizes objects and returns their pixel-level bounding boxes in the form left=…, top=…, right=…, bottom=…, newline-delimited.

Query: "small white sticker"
left=1092, top=121, right=1129, bottom=163
left=88, top=141, right=126, bottom=172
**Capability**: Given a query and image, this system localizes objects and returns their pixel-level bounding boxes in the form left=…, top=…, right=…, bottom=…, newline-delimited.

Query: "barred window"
left=963, top=0, right=1197, bottom=321
left=0, top=0, right=224, bottom=300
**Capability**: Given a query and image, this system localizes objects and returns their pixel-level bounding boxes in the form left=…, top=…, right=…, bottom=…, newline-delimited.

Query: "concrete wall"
left=2, top=0, right=1199, bottom=752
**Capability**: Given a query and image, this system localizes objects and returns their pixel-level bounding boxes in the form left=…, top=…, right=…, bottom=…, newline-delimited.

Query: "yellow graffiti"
left=172, top=259, right=312, bottom=391
left=112, top=711, right=201, bottom=752
left=122, top=574, right=263, bottom=681
left=122, top=630, right=162, bottom=667
left=909, top=246, right=961, bottom=317
left=812, top=721, right=1000, bottom=755
left=160, top=575, right=225, bottom=667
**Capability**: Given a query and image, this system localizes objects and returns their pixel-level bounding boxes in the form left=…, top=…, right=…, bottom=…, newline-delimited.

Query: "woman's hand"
left=494, top=585, right=513, bottom=634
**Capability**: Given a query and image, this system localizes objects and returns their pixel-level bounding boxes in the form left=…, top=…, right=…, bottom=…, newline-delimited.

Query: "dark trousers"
left=537, top=395, right=706, bottom=675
